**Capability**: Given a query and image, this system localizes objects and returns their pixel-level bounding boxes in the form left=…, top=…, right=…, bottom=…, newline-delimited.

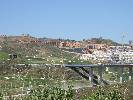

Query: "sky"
left=0, top=0, right=133, bottom=43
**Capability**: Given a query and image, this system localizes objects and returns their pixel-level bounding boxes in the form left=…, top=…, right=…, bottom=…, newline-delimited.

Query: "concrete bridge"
left=12, top=63, right=133, bottom=85
left=64, top=64, right=133, bottom=85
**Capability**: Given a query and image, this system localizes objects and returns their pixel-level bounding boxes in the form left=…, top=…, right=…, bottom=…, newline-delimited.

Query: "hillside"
left=0, top=41, right=80, bottom=64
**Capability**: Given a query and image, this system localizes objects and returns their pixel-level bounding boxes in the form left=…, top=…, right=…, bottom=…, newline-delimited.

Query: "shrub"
left=24, top=86, right=74, bottom=100
left=83, top=86, right=124, bottom=100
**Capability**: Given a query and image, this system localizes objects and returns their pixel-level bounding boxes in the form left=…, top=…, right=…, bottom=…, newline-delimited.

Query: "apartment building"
left=43, top=39, right=60, bottom=47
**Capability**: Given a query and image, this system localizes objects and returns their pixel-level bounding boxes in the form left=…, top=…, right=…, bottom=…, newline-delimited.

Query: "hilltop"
left=85, top=37, right=120, bottom=46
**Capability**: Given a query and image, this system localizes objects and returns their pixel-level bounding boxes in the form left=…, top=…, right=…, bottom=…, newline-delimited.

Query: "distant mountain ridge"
left=0, top=34, right=122, bottom=46
left=39, top=37, right=120, bottom=45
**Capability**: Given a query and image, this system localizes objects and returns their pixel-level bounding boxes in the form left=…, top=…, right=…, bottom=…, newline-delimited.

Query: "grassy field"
left=0, top=64, right=132, bottom=99
left=0, top=65, right=89, bottom=99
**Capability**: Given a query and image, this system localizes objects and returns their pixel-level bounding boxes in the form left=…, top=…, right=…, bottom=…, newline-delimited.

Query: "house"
left=60, top=41, right=81, bottom=48
left=87, top=43, right=108, bottom=50
left=43, top=39, right=60, bottom=47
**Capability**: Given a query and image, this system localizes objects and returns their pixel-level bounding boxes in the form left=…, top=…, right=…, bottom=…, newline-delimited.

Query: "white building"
left=80, top=49, right=133, bottom=64
left=120, top=52, right=133, bottom=63
left=80, top=50, right=112, bottom=63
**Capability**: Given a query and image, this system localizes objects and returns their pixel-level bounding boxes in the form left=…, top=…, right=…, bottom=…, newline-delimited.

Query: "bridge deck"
left=64, top=64, right=133, bottom=67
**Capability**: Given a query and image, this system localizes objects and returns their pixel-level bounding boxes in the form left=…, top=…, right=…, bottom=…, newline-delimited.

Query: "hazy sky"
left=0, top=0, right=133, bottom=43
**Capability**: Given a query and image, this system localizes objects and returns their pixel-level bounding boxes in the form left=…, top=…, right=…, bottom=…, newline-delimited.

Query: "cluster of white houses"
left=80, top=46, right=133, bottom=64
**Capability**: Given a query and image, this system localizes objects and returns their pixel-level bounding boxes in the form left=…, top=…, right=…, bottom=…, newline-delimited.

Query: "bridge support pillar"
left=120, top=66, right=124, bottom=83
left=89, top=67, right=93, bottom=84
left=128, top=66, right=132, bottom=81
left=98, top=65, right=103, bottom=84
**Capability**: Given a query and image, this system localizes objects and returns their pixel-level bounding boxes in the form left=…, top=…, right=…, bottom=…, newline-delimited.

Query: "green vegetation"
left=0, top=51, right=8, bottom=61
left=83, top=86, right=124, bottom=100
left=0, top=82, right=127, bottom=100
left=24, top=86, right=74, bottom=100
left=0, top=65, right=132, bottom=99
left=90, top=37, right=120, bottom=46
left=39, top=45, right=77, bottom=59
